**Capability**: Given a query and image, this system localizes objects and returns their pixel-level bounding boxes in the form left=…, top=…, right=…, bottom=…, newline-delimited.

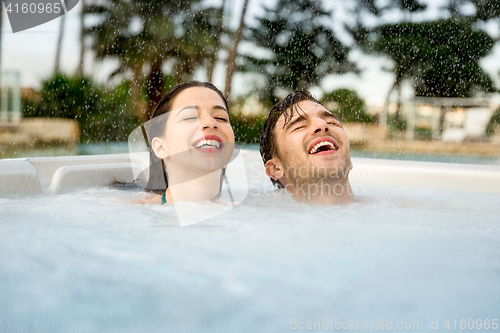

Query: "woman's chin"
left=167, top=144, right=234, bottom=174
left=193, top=145, right=234, bottom=167
left=193, top=156, right=231, bottom=172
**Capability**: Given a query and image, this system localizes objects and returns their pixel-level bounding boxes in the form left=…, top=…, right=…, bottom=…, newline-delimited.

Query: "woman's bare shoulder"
left=127, top=192, right=163, bottom=205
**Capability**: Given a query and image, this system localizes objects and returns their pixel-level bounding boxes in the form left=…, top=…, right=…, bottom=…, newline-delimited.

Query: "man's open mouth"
left=308, top=138, right=339, bottom=155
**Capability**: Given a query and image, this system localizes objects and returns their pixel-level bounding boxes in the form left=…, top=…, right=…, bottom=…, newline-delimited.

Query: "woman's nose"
left=200, top=115, right=218, bottom=130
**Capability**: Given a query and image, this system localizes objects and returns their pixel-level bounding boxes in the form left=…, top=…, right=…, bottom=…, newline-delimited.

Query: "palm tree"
left=224, top=0, right=249, bottom=100
left=240, top=0, right=356, bottom=103
left=84, top=0, right=224, bottom=120
left=54, top=11, right=66, bottom=73
left=78, top=0, right=86, bottom=77
left=0, top=1, right=3, bottom=81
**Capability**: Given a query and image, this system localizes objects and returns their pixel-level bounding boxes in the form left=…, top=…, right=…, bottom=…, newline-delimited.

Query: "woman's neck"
left=164, top=168, right=222, bottom=203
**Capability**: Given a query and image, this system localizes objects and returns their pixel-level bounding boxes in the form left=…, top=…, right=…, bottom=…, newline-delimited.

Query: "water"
left=1, top=182, right=499, bottom=332
left=2, top=142, right=500, bottom=165
left=350, top=149, right=500, bottom=165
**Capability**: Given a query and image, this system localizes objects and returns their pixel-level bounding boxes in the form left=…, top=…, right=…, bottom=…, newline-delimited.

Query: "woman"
left=138, top=81, right=235, bottom=205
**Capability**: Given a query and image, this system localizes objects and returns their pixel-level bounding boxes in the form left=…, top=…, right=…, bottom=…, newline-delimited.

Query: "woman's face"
left=156, top=86, right=235, bottom=174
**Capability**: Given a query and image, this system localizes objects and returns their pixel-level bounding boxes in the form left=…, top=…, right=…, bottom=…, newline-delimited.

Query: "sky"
left=2, top=0, right=500, bottom=105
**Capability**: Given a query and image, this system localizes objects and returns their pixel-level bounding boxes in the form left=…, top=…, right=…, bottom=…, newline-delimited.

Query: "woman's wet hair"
left=144, top=81, right=229, bottom=194
left=259, top=89, right=321, bottom=189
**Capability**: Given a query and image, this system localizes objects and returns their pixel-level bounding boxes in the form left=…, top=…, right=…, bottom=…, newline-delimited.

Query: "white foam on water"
left=1, top=182, right=500, bottom=332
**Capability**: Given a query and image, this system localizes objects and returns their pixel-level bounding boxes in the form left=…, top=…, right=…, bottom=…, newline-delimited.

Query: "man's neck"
left=283, top=177, right=355, bottom=206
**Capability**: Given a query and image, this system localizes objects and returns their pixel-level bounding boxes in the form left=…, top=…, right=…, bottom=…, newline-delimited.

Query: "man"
left=260, top=90, right=354, bottom=205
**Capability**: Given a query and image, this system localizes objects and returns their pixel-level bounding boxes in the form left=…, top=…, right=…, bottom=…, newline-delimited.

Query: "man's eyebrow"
left=282, top=110, right=340, bottom=130
left=284, top=114, right=307, bottom=131
left=320, top=110, right=339, bottom=121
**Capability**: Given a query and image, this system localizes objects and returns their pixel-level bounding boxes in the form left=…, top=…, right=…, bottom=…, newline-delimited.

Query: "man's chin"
left=307, top=154, right=346, bottom=166
left=309, top=161, right=352, bottom=179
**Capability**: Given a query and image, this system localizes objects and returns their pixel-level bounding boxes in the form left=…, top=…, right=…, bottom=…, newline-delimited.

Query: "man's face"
left=266, top=100, right=352, bottom=187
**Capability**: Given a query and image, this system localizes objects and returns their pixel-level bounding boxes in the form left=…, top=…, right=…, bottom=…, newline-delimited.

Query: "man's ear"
left=265, top=157, right=285, bottom=182
left=151, top=137, right=169, bottom=159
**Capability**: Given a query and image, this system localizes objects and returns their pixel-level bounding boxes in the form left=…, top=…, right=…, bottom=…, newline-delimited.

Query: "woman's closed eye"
left=215, top=117, right=229, bottom=122
left=182, top=116, right=199, bottom=121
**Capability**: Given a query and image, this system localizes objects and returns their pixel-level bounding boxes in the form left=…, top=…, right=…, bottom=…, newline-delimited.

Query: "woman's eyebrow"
left=213, top=105, right=228, bottom=112
left=176, top=105, right=198, bottom=116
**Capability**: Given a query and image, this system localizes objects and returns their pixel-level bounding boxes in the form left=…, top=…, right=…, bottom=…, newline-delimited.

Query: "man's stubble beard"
left=279, top=149, right=352, bottom=196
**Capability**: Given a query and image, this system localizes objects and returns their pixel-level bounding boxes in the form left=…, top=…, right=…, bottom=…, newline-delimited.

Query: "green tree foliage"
left=353, top=0, right=500, bottom=99
left=358, top=0, right=426, bottom=15
left=486, top=106, right=500, bottom=136
left=23, top=74, right=140, bottom=142
left=83, top=0, right=224, bottom=119
left=84, top=81, right=141, bottom=142
left=229, top=113, right=266, bottom=144
left=447, top=0, right=500, bottom=22
left=350, top=0, right=427, bottom=104
left=357, top=18, right=496, bottom=97
left=241, top=0, right=356, bottom=103
left=321, top=89, right=372, bottom=123
left=24, top=74, right=101, bottom=121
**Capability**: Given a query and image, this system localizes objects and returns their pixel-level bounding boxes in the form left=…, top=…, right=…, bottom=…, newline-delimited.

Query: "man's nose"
left=312, top=117, right=329, bottom=134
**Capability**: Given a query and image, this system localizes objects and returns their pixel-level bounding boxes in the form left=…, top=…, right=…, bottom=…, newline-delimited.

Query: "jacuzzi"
left=1, top=150, right=499, bottom=332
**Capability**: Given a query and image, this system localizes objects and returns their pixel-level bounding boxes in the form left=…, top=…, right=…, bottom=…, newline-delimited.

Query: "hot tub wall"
left=0, top=150, right=499, bottom=196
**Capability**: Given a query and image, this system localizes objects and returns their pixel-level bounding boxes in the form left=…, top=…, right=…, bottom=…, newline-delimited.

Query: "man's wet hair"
left=259, top=89, right=322, bottom=188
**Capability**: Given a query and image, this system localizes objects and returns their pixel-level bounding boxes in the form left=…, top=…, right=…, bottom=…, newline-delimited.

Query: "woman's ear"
left=151, top=137, right=169, bottom=159
left=265, top=157, right=285, bottom=181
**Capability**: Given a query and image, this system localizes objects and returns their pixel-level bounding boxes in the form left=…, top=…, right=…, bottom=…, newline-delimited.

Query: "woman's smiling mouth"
left=192, top=135, right=224, bottom=152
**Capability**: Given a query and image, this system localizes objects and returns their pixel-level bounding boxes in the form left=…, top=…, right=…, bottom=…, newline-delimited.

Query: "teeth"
left=195, top=140, right=220, bottom=149
left=309, top=141, right=336, bottom=154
